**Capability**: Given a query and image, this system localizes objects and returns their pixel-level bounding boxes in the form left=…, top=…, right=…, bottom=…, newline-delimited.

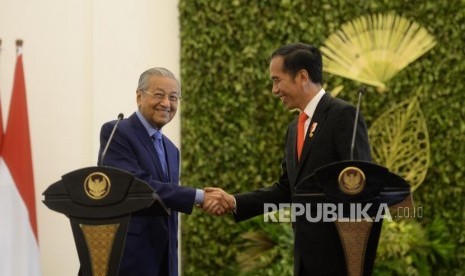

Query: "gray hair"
left=137, top=67, right=180, bottom=91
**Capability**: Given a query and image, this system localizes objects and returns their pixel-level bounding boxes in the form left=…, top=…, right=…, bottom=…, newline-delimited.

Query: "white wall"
left=0, top=0, right=180, bottom=275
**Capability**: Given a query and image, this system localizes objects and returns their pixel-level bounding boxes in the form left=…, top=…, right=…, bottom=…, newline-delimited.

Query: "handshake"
left=200, top=187, right=235, bottom=216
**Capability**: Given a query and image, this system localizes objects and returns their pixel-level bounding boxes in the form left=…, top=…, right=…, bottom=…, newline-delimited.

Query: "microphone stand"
left=99, top=113, right=124, bottom=166
left=350, top=87, right=366, bottom=161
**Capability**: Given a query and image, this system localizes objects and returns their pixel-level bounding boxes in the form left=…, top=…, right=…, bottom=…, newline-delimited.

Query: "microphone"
left=350, top=87, right=366, bottom=161
left=99, top=113, right=124, bottom=166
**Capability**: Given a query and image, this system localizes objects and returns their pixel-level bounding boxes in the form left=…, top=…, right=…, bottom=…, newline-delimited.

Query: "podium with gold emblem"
left=43, top=166, right=168, bottom=276
left=294, top=160, right=412, bottom=276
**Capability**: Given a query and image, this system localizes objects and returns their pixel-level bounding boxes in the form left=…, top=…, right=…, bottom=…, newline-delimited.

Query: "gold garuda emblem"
left=84, top=172, right=111, bottom=199
left=338, top=166, right=366, bottom=195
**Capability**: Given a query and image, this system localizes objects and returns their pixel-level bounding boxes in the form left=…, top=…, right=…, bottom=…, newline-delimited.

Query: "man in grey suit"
left=206, top=43, right=372, bottom=275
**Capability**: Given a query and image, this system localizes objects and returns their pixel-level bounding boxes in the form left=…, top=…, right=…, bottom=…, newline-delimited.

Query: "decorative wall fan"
left=320, top=13, right=436, bottom=92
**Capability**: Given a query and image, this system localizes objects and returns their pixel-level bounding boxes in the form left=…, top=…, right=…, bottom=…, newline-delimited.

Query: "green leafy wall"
left=179, top=0, right=465, bottom=275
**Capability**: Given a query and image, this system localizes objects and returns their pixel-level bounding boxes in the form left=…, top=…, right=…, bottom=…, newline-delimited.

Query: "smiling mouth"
left=155, top=108, right=170, bottom=113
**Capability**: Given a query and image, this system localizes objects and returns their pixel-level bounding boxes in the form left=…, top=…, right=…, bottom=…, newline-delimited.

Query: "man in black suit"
left=206, top=43, right=372, bottom=275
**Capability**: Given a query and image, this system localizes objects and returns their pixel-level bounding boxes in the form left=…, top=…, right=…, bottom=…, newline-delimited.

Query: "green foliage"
left=180, top=0, right=465, bottom=275
left=374, top=219, right=455, bottom=275
left=236, top=218, right=293, bottom=276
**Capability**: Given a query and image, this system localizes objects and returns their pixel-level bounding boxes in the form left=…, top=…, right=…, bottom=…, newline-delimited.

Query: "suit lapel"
left=287, top=121, right=298, bottom=185
left=295, top=93, right=332, bottom=178
left=129, top=113, right=168, bottom=181
left=163, top=137, right=177, bottom=182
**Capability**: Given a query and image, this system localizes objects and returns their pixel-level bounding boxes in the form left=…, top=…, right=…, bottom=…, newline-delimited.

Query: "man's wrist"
left=232, top=195, right=237, bottom=213
left=195, top=189, right=205, bottom=205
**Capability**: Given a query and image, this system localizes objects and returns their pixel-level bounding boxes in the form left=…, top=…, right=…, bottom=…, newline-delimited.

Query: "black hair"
left=271, top=43, right=323, bottom=84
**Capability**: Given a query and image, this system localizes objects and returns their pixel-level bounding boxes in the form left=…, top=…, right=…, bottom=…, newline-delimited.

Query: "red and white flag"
left=0, top=46, right=41, bottom=275
left=0, top=80, right=3, bottom=150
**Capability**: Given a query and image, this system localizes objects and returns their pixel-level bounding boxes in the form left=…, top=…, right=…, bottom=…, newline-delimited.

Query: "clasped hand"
left=201, top=187, right=235, bottom=216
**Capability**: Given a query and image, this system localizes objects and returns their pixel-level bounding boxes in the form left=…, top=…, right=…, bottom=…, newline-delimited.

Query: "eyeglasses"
left=141, top=90, right=181, bottom=103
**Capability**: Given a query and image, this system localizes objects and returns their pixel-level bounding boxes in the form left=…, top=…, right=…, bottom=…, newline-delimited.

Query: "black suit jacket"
left=234, top=93, right=372, bottom=275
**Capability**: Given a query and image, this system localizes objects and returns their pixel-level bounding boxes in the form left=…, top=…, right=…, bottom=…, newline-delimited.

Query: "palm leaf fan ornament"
left=320, top=13, right=436, bottom=92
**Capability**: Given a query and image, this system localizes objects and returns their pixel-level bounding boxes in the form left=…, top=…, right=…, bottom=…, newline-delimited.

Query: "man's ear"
left=298, top=69, right=311, bottom=84
left=136, top=91, right=142, bottom=107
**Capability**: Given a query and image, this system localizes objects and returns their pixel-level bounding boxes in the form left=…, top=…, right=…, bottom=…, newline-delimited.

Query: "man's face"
left=137, top=75, right=179, bottom=129
left=269, top=56, right=305, bottom=111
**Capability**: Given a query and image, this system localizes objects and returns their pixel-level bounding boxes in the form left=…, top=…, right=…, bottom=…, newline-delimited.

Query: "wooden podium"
left=43, top=166, right=168, bottom=276
left=294, top=160, right=411, bottom=276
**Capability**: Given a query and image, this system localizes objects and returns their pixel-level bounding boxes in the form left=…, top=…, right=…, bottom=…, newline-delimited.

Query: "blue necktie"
left=152, top=131, right=167, bottom=177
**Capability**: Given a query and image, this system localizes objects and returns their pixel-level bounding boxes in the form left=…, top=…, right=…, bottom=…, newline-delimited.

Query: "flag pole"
left=16, top=39, right=23, bottom=54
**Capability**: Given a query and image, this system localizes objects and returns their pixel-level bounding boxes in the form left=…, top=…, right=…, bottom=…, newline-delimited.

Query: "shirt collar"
left=302, top=88, right=325, bottom=119
left=136, top=111, right=161, bottom=138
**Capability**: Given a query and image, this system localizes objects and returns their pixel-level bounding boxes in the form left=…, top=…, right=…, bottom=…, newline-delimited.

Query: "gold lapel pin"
left=309, top=122, right=318, bottom=138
